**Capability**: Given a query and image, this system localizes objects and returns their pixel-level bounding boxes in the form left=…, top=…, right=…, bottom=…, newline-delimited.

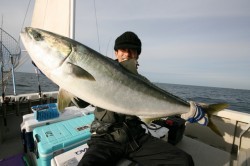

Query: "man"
left=78, top=31, right=199, bottom=166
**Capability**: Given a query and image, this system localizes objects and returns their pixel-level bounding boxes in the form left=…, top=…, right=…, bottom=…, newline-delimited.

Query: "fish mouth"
left=25, top=27, right=72, bottom=68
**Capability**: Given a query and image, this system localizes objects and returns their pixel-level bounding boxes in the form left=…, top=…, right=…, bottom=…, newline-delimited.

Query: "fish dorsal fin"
left=120, top=59, right=138, bottom=74
left=57, top=88, right=75, bottom=111
left=68, top=62, right=95, bottom=81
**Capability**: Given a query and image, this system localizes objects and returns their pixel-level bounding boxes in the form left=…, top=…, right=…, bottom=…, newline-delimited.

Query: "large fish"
left=20, top=27, right=228, bottom=135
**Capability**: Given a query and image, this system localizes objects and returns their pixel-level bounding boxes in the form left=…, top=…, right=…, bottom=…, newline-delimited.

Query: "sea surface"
left=1, top=72, right=250, bottom=114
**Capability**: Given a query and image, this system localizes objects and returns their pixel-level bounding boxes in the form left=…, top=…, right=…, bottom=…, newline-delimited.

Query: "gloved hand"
left=181, top=101, right=208, bottom=126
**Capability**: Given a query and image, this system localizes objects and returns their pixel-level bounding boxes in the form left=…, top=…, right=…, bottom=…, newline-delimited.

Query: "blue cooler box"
left=21, top=105, right=94, bottom=153
left=33, top=114, right=94, bottom=166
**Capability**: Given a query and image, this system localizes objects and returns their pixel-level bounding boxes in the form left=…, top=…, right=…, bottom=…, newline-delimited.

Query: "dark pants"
left=78, top=134, right=194, bottom=166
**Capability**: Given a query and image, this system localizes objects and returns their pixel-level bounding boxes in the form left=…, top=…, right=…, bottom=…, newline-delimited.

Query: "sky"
left=1, top=0, right=250, bottom=90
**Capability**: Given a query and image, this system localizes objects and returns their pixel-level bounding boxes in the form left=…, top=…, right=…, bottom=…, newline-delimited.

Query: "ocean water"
left=2, top=72, right=250, bottom=113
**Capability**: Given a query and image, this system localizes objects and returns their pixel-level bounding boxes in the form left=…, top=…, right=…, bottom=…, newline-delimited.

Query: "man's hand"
left=181, top=101, right=208, bottom=126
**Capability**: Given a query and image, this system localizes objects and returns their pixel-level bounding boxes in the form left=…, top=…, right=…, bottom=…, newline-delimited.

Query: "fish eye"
left=30, top=30, right=43, bottom=41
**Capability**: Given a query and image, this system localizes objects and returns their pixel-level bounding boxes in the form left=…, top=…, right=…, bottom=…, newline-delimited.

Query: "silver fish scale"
left=21, top=27, right=190, bottom=118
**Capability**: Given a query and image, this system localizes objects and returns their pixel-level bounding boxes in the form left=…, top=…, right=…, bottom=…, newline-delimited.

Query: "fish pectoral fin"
left=120, top=59, right=138, bottom=74
left=68, top=62, right=95, bottom=81
left=57, top=88, right=75, bottom=111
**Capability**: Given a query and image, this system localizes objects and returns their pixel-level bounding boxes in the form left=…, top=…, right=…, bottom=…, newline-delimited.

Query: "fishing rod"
left=33, top=61, right=42, bottom=98
left=10, top=55, right=16, bottom=95
left=1, top=15, right=4, bottom=100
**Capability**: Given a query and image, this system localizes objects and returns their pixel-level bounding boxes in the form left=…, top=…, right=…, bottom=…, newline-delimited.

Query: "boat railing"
left=239, top=123, right=250, bottom=150
left=237, top=123, right=250, bottom=166
left=0, top=91, right=58, bottom=126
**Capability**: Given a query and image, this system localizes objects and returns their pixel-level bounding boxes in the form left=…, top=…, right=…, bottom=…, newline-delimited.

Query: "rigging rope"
left=93, top=0, right=101, bottom=52
left=18, top=0, right=32, bottom=43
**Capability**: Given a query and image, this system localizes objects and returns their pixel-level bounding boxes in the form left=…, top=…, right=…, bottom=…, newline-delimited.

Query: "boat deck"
left=0, top=96, right=250, bottom=166
left=178, top=136, right=231, bottom=166
left=0, top=125, right=232, bottom=166
left=0, top=111, right=238, bottom=166
left=0, top=115, right=24, bottom=159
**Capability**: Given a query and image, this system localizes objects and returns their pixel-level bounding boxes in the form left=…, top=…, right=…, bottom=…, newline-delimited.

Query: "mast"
left=70, top=0, right=75, bottom=39
left=30, top=0, right=76, bottom=96
left=31, top=0, right=75, bottom=37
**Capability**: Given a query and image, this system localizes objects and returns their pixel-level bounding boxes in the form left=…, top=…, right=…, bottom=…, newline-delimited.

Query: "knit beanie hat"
left=114, top=31, right=142, bottom=55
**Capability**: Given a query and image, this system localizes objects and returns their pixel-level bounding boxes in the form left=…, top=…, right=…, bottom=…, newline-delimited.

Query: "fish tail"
left=202, top=103, right=229, bottom=136
left=203, top=103, right=229, bottom=113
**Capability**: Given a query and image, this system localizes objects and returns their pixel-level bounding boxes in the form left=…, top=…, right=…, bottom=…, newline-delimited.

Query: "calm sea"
left=2, top=72, right=250, bottom=113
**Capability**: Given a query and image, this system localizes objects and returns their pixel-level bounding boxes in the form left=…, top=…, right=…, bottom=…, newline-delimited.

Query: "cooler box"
left=33, top=114, right=94, bottom=166
left=51, top=143, right=89, bottom=166
left=50, top=143, right=138, bottom=166
left=152, top=116, right=186, bottom=145
left=21, top=105, right=94, bottom=153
